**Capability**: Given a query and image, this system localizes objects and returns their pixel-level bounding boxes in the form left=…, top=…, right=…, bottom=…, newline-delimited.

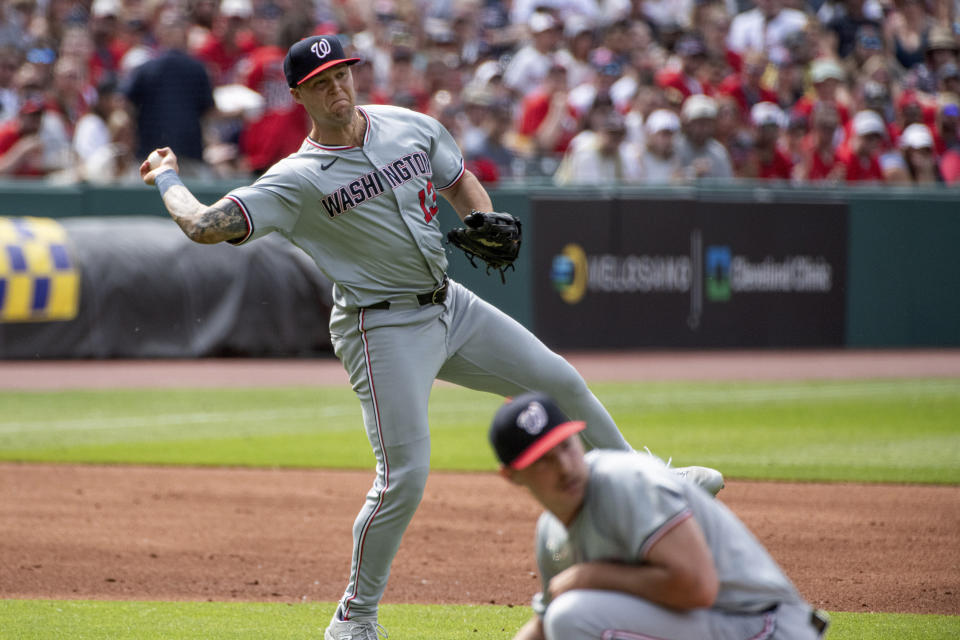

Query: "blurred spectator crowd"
left=3, top=0, right=960, bottom=186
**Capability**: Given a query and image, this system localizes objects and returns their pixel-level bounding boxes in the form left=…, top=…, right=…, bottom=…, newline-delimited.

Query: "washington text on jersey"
left=320, top=151, right=434, bottom=219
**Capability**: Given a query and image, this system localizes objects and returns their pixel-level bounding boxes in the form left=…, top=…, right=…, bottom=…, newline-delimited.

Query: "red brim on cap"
left=510, top=420, right=586, bottom=470
left=297, top=58, right=361, bottom=86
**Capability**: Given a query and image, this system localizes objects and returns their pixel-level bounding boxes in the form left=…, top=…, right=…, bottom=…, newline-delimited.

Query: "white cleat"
left=324, top=614, right=388, bottom=640
left=673, top=465, right=725, bottom=496
left=640, top=448, right=725, bottom=496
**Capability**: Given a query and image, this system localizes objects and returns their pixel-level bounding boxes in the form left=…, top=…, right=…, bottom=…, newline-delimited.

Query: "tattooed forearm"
left=200, top=200, right=249, bottom=243
left=162, top=185, right=247, bottom=244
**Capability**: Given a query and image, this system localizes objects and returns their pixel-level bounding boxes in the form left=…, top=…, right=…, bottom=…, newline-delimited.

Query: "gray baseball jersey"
left=225, top=105, right=461, bottom=307
left=531, top=450, right=823, bottom=640
left=220, top=104, right=633, bottom=621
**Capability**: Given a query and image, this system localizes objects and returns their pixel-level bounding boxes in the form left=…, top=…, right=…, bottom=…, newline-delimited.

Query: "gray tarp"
left=0, top=217, right=334, bottom=358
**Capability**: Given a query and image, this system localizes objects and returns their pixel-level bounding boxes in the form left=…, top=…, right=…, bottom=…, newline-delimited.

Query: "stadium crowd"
left=2, top=0, right=960, bottom=185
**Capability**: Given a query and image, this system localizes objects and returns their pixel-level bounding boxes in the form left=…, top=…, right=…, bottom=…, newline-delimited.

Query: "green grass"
left=1, top=377, right=958, bottom=638
left=593, top=379, right=960, bottom=483
left=0, top=600, right=956, bottom=640
left=826, top=612, right=960, bottom=639
left=0, top=600, right=528, bottom=639
left=1, top=379, right=958, bottom=483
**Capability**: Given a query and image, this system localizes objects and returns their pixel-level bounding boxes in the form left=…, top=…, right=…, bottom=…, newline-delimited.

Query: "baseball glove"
left=446, top=211, right=522, bottom=283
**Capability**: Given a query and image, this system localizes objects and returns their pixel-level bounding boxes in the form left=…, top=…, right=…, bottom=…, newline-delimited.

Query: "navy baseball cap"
left=489, top=393, right=585, bottom=470
left=284, top=35, right=360, bottom=88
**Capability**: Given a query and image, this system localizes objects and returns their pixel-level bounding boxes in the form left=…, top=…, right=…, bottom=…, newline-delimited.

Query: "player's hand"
left=140, top=147, right=179, bottom=185
left=546, top=563, right=600, bottom=599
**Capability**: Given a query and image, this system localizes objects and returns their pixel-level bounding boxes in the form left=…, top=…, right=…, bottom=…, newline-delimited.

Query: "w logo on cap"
left=517, top=402, right=549, bottom=435
left=311, top=39, right=332, bottom=59
left=284, top=34, right=361, bottom=87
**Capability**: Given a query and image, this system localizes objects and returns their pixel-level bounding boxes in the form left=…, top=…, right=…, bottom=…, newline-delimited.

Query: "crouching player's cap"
left=489, top=393, right=585, bottom=469
left=284, top=35, right=360, bottom=87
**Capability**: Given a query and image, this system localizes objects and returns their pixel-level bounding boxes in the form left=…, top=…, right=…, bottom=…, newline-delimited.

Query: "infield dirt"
left=1, top=350, right=958, bottom=616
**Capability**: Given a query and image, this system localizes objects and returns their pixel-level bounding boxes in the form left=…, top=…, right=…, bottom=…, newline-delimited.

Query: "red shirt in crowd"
left=194, top=29, right=258, bottom=84
left=89, top=44, right=123, bottom=87
left=716, top=75, right=778, bottom=120
left=654, top=69, right=712, bottom=103
left=793, top=97, right=851, bottom=127
left=236, top=45, right=310, bottom=172
left=795, top=131, right=844, bottom=182
left=0, top=120, right=44, bottom=176
left=757, top=147, right=794, bottom=179
left=517, top=89, right=579, bottom=153
left=939, top=149, right=960, bottom=183
left=836, top=146, right=884, bottom=182
left=807, top=147, right=841, bottom=180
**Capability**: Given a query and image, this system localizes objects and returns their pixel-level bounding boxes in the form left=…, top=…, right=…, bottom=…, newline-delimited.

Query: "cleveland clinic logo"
left=705, top=246, right=732, bottom=302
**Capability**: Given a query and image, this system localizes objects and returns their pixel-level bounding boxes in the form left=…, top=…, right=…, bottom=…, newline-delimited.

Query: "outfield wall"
left=0, top=180, right=957, bottom=356
left=0, top=216, right=333, bottom=358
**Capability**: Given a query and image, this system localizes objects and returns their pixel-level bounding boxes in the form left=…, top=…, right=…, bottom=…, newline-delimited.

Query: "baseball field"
left=0, top=350, right=958, bottom=639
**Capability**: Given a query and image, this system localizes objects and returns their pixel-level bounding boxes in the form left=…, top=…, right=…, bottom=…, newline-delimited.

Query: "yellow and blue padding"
left=0, top=217, right=80, bottom=322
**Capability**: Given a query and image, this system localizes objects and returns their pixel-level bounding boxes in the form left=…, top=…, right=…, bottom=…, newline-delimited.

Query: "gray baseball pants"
left=544, top=590, right=825, bottom=639
left=328, top=279, right=631, bottom=620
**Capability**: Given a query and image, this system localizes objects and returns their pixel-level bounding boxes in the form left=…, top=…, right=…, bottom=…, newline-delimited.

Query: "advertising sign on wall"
left=533, top=199, right=848, bottom=348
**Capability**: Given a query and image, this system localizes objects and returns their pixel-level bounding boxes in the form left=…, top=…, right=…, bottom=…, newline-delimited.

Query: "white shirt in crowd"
left=726, top=5, right=808, bottom=65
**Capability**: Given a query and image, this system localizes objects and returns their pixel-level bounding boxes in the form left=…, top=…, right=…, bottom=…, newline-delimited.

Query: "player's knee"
left=385, top=463, right=429, bottom=509
left=542, top=591, right=589, bottom=640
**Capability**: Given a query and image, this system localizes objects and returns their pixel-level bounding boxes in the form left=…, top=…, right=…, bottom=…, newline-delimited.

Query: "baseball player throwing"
left=140, top=35, right=723, bottom=640
left=490, top=392, right=830, bottom=640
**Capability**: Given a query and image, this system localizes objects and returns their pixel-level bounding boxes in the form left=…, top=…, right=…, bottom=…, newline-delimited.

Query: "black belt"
left=363, top=276, right=449, bottom=310
left=756, top=605, right=829, bottom=638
